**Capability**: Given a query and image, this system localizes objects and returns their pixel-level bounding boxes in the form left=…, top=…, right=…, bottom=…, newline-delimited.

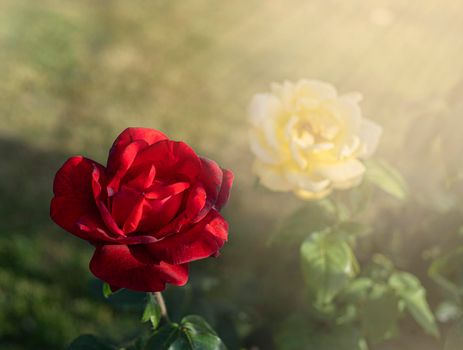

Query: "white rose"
left=249, top=79, right=382, bottom=200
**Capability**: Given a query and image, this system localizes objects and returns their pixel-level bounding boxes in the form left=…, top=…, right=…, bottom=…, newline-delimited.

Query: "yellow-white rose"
left=249, top=79, right=382, bottom=200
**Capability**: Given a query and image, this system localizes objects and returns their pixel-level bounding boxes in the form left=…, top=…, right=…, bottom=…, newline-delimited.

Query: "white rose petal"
left=296, top=187, right=333, bottom=200
left=248, top=93, right=281, bottom=126
left=313, top=159, right=366, bottom=185
left=249, top=94, right=282, bottom=151
left=286, top=171, right=331, bottom=193
left=359, top=119, right=383, bottom=158
left=253, top=161, right=293, bottom=192
left=249, top=130, right=279, bottom=164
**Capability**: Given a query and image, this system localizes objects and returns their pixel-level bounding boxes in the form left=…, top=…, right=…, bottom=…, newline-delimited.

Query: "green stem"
left=153, top=292, right=169, bottom=322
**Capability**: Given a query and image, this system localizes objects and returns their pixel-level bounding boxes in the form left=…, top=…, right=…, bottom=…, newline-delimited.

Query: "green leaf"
left=365, top=254, right=395, bottom=282
left=336, top=221, right=371, bottom=245
left=170, top=315, right=226, bottom=350
left=142, top=294, right=162, bottom=330
left=314, top=326, right=367, bottom=350
left=269, top=202, right=336, bottom=246
left=301, top=231, right=358, bottom=306
left=389, top=272, right=439, bottom=337
left=274, top=314, right=314, bottom=350
left=338, top=277, right=374, bottom=304
left=360, top=283, right=401, bottom=344
left=347, top=180, right=373, bottom=215
left=337, top=221, right=371, bottom=237
left=145, top=323, right=180, bottom=350
left=102, top=282, right=113, bottom=298
left=67, top=335, right=115, bottom=350
left=429, top=247, right=463, bottom=300
left=275, top=314, right=367, bottom=350
left=365, top=159, right=408, bottom=200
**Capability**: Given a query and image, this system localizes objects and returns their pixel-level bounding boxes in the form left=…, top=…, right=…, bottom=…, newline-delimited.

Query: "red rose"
left=50, top=128, right=233, bottom=292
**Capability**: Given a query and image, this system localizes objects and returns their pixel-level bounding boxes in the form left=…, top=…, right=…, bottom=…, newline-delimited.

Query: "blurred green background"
left=1, top=0, right=463, bottom=349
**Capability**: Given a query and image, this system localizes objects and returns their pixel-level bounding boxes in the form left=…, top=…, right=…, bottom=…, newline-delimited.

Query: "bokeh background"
left=1, top=0, right=463, bottom=349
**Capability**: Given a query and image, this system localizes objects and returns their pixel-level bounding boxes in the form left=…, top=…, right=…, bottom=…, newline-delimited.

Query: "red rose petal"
left=132, top=140, right=201, bottom=183
left=107, top=140, right=149, bottom=194
left=75, top=213, right=121, bottom=243
left=107, top=128, right=167, bottom=172
left=146, top=210, right=228, bottom=265
left=195, top=157, right=223, bottom=222
left=137, top=193, right=184, bottom=233
left=122, top=196, right=146, bottom=233
left=124, top=165, right=156, bottom=192
left=53, top=156, right=102, bottom=197
left=109, top=128, right=168, bottom=158
left=91, top=166, right=125, bottom=236
left=144, top=181, right=190, bottom=200
left=109, top=285, right=121, bottom=293
left=215, top=168, right=234, bottom=211
left=111, top=182, right=189, bottom=234
left=154, top=184, right=207, bottom=237
left=89, top=244, right=188, bottom=292
left=111, top=186, right=143, bottom=229
left=51, top=156, right=114, bottom=242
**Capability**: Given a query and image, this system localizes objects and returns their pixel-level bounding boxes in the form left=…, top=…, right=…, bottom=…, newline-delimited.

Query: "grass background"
left=1, top=0, right=462, bottom=349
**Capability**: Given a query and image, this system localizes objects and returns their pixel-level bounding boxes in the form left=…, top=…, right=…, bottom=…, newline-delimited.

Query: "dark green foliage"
left=145, top=323, right=181, bottom=350
left=67, top=335, right=115, bottom=350
left=141, top=294, right=162, bottom=330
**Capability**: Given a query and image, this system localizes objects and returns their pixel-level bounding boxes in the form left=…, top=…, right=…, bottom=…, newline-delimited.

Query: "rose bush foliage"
left=51, top=128, right=233, bottom=292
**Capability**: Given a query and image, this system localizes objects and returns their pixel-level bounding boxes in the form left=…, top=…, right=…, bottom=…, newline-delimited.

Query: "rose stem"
left=153, top=292, right=170, bottom=322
